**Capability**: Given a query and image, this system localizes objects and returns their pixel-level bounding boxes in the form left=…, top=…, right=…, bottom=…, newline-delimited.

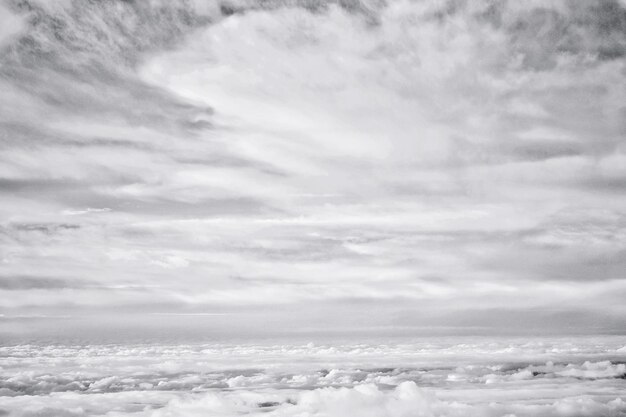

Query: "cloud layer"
left=1, top=337, right=626, bottom=416
left=0, top=0, right=625, bottom=337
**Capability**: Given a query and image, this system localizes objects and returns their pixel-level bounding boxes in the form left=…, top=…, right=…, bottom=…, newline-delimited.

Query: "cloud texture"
left=1, top=337, right=626, bottom=416
left=0, top=0, right=625, bottom=336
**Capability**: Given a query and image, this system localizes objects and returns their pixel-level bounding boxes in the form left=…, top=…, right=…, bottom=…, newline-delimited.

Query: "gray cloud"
left=0, top=0, right=624, bottom=336
left=0, top=275, right=78, bottom=290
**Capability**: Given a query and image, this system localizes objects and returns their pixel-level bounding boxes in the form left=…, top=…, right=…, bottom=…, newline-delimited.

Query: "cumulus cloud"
left=1, top=338, right=626, bottom=416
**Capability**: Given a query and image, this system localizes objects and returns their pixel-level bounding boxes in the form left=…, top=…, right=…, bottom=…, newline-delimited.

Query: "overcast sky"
left=1, top=0, right=625, bottom=340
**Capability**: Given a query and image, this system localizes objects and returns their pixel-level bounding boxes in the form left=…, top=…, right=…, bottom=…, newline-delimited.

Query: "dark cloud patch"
left=1, top=1, right=216, bottom=142
left=502, top=250, right=626, bottom=282
left=0, top=178, right=117, bottom=210
left=1, top=64, right=214, bottom=135
left=0, top=178, right=275, bottom=218
left=4, top=222, right=80, bottom=234
left=582, top=176, right=626, bottom=193
left=406, top=0, right=626, bottom=69
left=552, top=250, right=626, bottom=281
left=0, top=120, right=158, bottom=151
left=388, top=304, right=626, bottom=334
left=227, top=239, right=364, bottom=262
left=117, top=196, right=278, bottom=217
left=0, top=275, right=81, bottom=290
left=474, top=243, right=626, bottom=283
left=490, top=1, right=626, bottom=69
left=0, top=121, right=57, bottom=147
left=508, top=7, right=582, bottom=70
left=3, top=0, right=210, bottom=70
left=176, top=155, right=290, bottom=177
left=508, top=141, right=583, bottom=161
left=0, top=178, right=80, bottom=193
left=586, top=0, right=626, bottom=60
left=69, top=137, right=155, bottom=151
left=447, top=137, right=586, bottom=168
left=229, top=275, right=305, bottom=286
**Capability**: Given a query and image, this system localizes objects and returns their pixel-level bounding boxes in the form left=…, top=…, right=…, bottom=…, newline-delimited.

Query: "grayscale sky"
left=0, top=0, right=625, bottom=340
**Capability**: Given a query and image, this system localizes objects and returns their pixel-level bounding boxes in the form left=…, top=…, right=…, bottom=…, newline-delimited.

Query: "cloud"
left=0, top=2, right=25, bottom=47
left=61, top=208, right=111, bottom=216
left=4, top=373, right=625, bottom=417
left=0, top=275, right=80, bottom=290
left=0, top=0, right=624, bottom=335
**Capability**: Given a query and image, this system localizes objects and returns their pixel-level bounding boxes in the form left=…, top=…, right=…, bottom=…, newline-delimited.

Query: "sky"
left=0, top=0, right=625, bottom=340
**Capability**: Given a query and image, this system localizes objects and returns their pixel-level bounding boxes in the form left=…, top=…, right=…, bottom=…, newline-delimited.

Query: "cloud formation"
left=1, top=337, right=626, bottom=416
left=0, top=0, right=625, bottom=337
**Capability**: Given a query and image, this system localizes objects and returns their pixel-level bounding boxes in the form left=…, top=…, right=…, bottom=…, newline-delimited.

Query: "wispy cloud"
left=0, top=0, right=625, bottom=336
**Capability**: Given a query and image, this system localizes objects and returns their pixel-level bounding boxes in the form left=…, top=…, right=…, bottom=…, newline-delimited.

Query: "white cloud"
left=0, top=0, right=625, bottom=334
left=0, top=3, right=25, bottom=47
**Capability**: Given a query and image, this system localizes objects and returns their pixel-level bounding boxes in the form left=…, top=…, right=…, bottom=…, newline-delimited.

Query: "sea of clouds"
left=1, top=337, right=625, bottom=416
